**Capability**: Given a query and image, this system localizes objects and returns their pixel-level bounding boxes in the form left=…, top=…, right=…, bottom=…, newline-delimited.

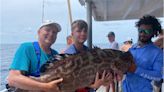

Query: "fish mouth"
left=110, top=61, right=127, bottom=75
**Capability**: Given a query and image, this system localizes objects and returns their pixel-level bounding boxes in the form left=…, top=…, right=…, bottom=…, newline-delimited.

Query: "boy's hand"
left=90, top=70, right=113, bottom=89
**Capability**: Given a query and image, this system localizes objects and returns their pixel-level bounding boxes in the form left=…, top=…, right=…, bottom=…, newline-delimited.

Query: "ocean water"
left=0, top=44, right=18, bottom=90
left=0, top=43, right=110, bottom=90
left=0, top=43, right=66, bottom=90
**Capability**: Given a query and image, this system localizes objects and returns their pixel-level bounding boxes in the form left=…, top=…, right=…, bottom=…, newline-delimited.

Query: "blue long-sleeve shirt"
left=122, top=43, right=163, bottom=92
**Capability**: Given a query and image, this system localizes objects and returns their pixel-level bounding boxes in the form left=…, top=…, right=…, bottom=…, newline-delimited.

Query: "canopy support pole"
left=86, top=0, right=92, bottom=49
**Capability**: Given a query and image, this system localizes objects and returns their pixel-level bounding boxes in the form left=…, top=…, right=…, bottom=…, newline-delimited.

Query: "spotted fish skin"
left=14, top=48, right=134, bottom=92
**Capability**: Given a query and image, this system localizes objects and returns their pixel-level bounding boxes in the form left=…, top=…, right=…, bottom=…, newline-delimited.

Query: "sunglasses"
left=138, top=29, right=153, bottom=35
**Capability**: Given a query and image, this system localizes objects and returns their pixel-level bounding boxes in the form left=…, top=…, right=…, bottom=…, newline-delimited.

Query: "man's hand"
left=128, top=62, right=137, bottom=73
left=115, top=73, right=123, bottom=81
left=43, top=78, right=63, bottom=92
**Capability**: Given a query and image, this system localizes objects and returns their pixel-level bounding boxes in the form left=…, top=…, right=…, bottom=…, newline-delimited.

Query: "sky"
left=1, top=0, right=164, bottom=44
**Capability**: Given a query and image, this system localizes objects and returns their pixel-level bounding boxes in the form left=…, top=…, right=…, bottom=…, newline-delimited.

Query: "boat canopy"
left=79, top=0, right=163, bottom=21
left=79, top=0, right=163, bottom=49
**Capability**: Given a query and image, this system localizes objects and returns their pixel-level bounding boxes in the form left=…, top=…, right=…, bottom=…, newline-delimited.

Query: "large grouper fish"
left=12, top=47, right=134, bottom=92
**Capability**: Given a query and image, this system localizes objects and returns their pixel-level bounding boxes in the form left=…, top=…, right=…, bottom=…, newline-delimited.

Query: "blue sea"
left=0, top=43, right=110, bottom=90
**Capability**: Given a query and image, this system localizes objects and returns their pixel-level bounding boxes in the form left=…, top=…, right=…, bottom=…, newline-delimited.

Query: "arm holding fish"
left=7, top=70, right=63, bottom=92
left=7, top=43, right=63, bottom=92
left=128, top=52, right=163, bottom=81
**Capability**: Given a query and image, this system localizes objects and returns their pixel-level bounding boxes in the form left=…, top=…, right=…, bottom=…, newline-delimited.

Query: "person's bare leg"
left=111, top=81, right=115, bottom=92
left=105, top=85, right=110, bottom=92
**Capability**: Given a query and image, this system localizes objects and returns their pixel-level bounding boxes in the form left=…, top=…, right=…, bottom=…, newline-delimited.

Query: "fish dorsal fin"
left=40, top=54, right=72, bottom=73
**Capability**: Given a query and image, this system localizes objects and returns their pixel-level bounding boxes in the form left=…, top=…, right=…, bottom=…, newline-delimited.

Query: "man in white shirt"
left=106, top=31, right=119, bottom=92
left=107, top=31, right=119, bottom=50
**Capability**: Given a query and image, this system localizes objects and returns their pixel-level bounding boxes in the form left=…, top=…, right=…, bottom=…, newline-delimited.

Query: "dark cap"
left=107, top=32, right=115, bottom=37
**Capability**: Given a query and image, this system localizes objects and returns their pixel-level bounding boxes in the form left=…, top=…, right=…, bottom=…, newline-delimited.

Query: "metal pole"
left=67, top=0, right=73, bottom=25
left=42, top=0, right=45, bottom=23
left=86, top=0, right=92, bottom=49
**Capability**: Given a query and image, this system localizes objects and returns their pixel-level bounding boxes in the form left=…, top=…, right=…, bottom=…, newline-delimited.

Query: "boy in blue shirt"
left=64, top=20, right=113, bottom=92
left=123, top=15, right=163, bottom=92
left=7, top=20, right=63, bottom=92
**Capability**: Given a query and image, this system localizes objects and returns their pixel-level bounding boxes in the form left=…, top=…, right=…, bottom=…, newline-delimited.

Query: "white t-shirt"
left=109, top=41, right=119, bottom=50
